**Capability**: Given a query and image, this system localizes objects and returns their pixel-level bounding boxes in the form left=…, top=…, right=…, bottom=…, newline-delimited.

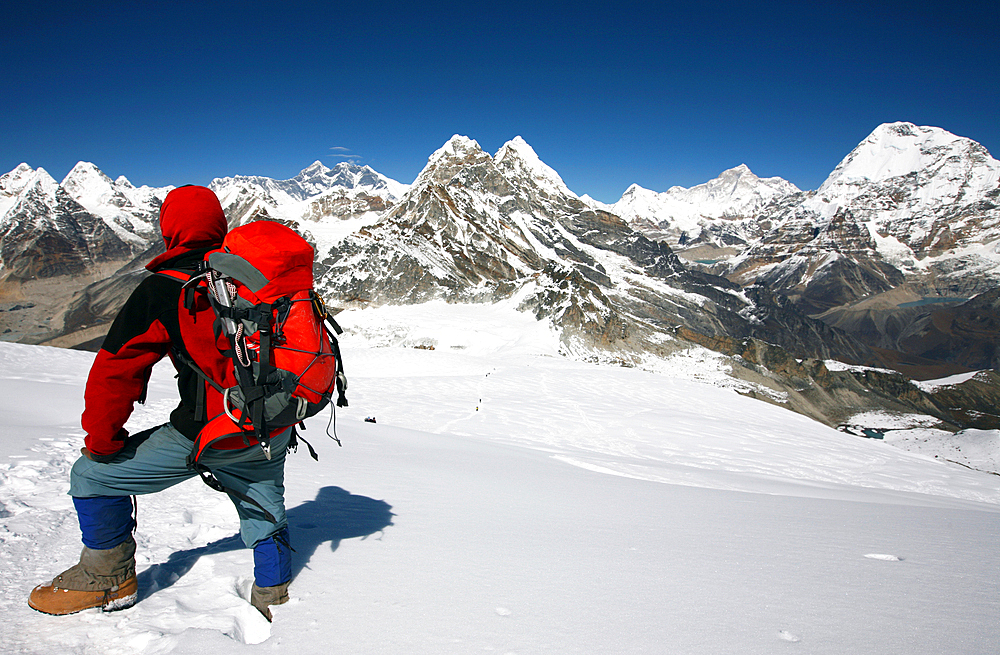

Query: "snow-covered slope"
left=1, top=302, right=998, bottom=654
left=494, top=135, right=575, bottom=198
left=817, top=122, right=1000, bottom=199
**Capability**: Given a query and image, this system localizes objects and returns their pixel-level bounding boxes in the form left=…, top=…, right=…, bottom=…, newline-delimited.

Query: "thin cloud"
left=327, top=146, right=362, bottom=163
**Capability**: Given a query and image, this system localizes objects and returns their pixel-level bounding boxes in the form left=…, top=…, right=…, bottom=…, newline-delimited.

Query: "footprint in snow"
left=864, top=553, right=902, bottom=561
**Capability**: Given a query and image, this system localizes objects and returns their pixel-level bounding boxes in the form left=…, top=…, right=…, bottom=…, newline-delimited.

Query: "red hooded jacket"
left=81, top=186, right=234, bottom=460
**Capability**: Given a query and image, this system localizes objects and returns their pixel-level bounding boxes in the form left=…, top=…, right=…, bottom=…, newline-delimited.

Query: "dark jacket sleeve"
left=81, top=275, right=178, bottom=459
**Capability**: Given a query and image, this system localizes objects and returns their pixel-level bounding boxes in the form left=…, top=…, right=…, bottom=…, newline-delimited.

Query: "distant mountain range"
left=2, top=123, right=998, bottom=433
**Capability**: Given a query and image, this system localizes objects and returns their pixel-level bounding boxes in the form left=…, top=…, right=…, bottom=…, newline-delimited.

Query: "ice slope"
left=0, top=301, right=998, bottom=654
left=817, top=122, right=1000, bottom=197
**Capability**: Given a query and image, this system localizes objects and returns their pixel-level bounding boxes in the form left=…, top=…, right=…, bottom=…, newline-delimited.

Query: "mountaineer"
left=28, top=186, right=293, bottom=621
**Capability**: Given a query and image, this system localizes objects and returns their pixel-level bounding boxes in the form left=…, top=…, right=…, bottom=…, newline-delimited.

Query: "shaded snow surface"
left=1, top=301, right=999, bottom=654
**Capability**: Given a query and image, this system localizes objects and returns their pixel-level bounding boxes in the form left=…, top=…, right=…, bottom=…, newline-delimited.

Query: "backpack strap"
left=155, top=269, right=191, bottom=283
left=154, top=269, right=222, bottom=424
left=154, top=266, right=208, bottom=316
left=311, top=291, right=349, bottom=409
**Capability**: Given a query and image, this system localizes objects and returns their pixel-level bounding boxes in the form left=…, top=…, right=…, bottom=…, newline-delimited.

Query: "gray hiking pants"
left=70, top=422, right=289, bottom=548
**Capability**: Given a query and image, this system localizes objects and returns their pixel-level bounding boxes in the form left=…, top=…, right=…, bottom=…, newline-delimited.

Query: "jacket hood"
left=146, top=186, right=227, bottom=271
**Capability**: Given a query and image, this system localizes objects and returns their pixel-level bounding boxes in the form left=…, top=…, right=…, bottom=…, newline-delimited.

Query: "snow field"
left=0, top=302, right=998, bottom=654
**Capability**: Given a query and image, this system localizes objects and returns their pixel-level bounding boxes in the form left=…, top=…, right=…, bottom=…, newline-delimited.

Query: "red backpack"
left=170, top=221, right=348, bottom=464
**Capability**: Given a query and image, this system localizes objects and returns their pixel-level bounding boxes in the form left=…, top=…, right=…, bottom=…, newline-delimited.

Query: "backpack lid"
left=212, top=221, right=314, bottom=300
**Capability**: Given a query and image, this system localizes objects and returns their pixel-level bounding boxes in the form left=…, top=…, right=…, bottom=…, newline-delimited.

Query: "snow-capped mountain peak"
left=60, top=161, right=116, bottom=210
left=494, top=136, right=574, bottom=198
left=727, top=122, right=1000, bottom=317
left=301, top=160, right=330, bottom=175
left=799, top=121, right=1000, bottom=231
left=819, top=122, right=1000, bottom=193
left=323, top=162, right=408, bottom=199
left=211, top=159, right=409, bottom=211
left=0, top=163, right=38, bottom=197
left=612, top=164, right=799, bottom=246
left=0, top=165, right=59, bottom=224
left=425, top=135, right=484, bottom=167
left=413, top=135, right=492, bottom=188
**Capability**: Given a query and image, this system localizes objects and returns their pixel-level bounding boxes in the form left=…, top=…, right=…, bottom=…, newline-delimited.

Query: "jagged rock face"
left=0, top=163, right=163, bottom=282
left=315, top=136, right=558, bottom=304
left=1, top=181, right=132, bottom=280
left=302, top=191, right=391, bottom=222
left=1, top=182, right=91, bottom=279
left=927, top=370, right=1000, bottom=430
left=726, top=123, right=1000, bottom=313
left=313, top=136, right=877, bottom=366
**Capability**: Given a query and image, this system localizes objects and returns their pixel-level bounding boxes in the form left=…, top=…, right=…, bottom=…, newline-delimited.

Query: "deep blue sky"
left=3, top=1, right=997, bottom=203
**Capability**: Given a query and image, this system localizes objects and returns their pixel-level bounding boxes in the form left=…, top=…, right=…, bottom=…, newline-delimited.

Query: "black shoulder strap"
left=154, top=266, right=209, bottom=315
left=154, top=268, right=193, bottom=283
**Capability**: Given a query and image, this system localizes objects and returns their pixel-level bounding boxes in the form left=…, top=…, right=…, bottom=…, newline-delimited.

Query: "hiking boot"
left=250, top=581, right=289, bottom=622
left=28, top=536, right=138, bottom=615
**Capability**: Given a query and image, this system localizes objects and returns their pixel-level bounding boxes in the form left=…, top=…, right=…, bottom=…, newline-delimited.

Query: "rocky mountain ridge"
left=2, top=125, right=998, bottom=434
left=607, top=163, right=800, bottom=258
left=0, top=160, right=406, bottom=345
left=724, top=122, right=1000, bottom=310
left=604, top=123, right=999, bottom=376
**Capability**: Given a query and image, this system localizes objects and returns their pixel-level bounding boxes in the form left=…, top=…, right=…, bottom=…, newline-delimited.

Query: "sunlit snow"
left=1, top=302, right=998, bottom=654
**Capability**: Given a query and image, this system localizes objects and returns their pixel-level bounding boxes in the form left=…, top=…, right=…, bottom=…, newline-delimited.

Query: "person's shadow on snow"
left=136, top=486, right=394, bottom=600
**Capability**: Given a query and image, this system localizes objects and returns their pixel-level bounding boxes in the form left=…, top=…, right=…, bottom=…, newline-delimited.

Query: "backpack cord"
left=289, top=425, right=320, bottom=461
left=273, top=530, right=296, bottom=554
left=325, top=401, right=342, bottom=447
